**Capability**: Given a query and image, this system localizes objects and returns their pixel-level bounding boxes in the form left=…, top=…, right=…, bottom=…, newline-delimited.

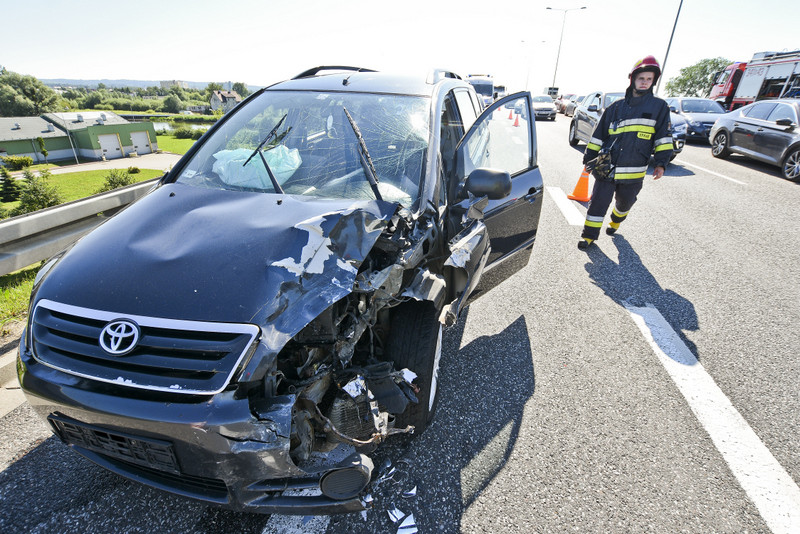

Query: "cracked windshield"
left=176, top=91, right=430, bottom=206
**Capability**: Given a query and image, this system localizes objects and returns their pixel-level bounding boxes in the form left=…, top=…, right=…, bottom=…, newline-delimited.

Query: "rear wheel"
left=569, top=121, right=580, bottom=146
left=781, top=148, right=800, bottom=181
left=386, top=300, right=442, bottom=434
left=711, top=131, right=730, bottom=158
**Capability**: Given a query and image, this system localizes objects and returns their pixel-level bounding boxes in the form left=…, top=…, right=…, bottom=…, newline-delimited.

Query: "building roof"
left=212, top=90, right=241, bottom=102
left=42, top=111, right=129, bottom=132
left=0, top=117, right=67, bottom=142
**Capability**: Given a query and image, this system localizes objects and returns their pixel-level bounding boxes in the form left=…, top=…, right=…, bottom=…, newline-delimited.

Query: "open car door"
left=455, top=92, right=544, bottom=268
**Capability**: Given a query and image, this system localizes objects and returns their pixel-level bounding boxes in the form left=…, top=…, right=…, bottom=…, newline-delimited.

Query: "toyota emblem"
left=99, top=320, right=140, bottom=355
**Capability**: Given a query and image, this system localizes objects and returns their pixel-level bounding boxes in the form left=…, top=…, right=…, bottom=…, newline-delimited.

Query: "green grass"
left=0, top=264, right=39, bottom=328
left=156, top=134, right=196, bottom=155
left=1, top=168, right=163, bottom=213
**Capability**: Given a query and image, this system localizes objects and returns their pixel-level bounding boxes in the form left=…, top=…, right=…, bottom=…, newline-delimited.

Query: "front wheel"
left=569, top=121, right=580, bottom=146
left=386, top=300, right=442, bottom=434
left=781, top=148, right=800, bottom=181
left=711, top=131, right=730, bottom=158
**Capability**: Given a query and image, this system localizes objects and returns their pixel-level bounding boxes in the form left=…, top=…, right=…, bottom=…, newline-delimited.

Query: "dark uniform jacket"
left=582, top=87, right=673, bottom=181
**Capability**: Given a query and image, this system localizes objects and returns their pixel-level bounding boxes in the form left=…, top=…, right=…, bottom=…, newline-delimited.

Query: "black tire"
left=711, top=130, right=731, bottom=158
left=568, top=121, right=580, bottom=146
left=386, top=300, right=442, bottom=434
left=781, top=148, right=800, bottom=181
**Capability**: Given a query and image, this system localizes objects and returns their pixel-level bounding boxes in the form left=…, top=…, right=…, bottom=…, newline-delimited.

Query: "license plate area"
left=48, top=414, right=180, bottom=475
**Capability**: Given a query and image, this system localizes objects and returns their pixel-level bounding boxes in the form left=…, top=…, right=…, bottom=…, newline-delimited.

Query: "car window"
left=454, top=89, right=478, bottom=130
left=465, top=94, right=531, bottom=176
left=743, top=102, right=778, bottom=120
left=766, top=103, right=797, bottom=123
left=681, top=99, right=725, bottom=114
left=440, top=93, right=464, bottom=178
left=174, top=90, right=430, bottom=206
left=587, top=93, right=601, bottom=109
left=532, top=95, right=554, bottom=103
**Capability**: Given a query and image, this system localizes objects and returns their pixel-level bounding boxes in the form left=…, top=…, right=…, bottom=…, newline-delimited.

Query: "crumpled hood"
left=36, top=183, right=398, bottom=345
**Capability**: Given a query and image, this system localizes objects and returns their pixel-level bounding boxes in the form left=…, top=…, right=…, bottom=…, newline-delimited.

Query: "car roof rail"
left=292, top=66, right=377, bottom=79
left=427, top=69, right=463, bottom=84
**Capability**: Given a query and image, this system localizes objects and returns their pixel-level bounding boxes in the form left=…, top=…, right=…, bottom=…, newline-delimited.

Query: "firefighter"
left=578, top=55, right=673, bottom=250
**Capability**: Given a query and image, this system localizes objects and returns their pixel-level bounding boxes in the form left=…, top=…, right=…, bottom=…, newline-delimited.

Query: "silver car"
left=710, top=98, right=800, bottom=181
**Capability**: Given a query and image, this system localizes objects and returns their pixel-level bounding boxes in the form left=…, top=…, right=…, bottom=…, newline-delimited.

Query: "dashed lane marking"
left=673, top=159, right=747, bottom=185
left=546, top=186, right=585, bottom=226
left=626, top=302, right=800, bottom=534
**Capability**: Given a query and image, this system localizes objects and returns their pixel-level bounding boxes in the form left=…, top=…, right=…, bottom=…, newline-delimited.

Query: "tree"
left=0, top=166, right=22, bottom=202
left=0, top=70, right=59, bottom=116
left=36, top=137, right=49, bottom=163
left=205, top=82, right=223, bottom=98
left=163, top=94, right=184, bottom=113
left=12, top=169, right=62, bottom=216
left=665, top=57, right=731, bottom=97
left=232, top=82, right=250, bottom=98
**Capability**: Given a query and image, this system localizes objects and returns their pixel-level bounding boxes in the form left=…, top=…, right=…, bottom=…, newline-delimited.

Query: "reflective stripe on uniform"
left=612, top=207, right=630, bottom=218
left=654, top=136, right=674, bottom=152
left=615, top=171, right=647, bottom=180
left=590, top=136, right=604, bottom=146
left=587, top=142, right=602, bottom=152
left=584, top=214, right=604, bottom=227
left=616, top=118, right=657, bottom=128
left=609, top=124, right=656, bottom=136
left=655, top=136, right=673, bottom=146
left=615, top=166, right=648, bottom=175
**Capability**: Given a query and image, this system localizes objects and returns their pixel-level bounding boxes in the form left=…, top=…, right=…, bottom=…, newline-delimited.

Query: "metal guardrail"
left=0, top=179, right=158, bottom=277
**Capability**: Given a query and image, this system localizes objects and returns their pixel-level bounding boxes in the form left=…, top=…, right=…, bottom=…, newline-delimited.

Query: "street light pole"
left=655, top=0, right=684, bottom=95
left=547, top=6, right=586, bottom=91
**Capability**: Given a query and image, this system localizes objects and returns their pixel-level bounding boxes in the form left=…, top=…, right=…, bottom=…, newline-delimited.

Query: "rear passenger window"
left=743, top=102, right=777, bottom=120
left=766, top=103, right=796, bottom=123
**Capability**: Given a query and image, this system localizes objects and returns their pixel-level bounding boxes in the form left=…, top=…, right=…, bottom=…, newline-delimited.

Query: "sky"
left=2, top=0, right=799, bottom=97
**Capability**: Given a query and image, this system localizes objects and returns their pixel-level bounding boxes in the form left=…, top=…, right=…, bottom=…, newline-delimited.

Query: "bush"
left=127, top=166, right=141, bottom=174
left=11, top=169, right=63, bottom=216
left=96, top=169, right=135, bottom=193
left=0, top=166, right=22, bottom=202
left=0, top=155, right=34, bottom=171
left=173, top=126, right=195, bottom=139
left=191, top=128, right=207, bottom=140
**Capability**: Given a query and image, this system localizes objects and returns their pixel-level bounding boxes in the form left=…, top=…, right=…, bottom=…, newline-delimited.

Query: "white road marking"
left=673, top=159, right=747, bottom=185
left=625, top=302, right=800, bottom=534
left=546, top=186, right=585, bottom=226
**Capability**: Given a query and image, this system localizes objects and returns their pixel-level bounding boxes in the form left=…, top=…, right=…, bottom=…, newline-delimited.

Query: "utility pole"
left=656, top=0, right=684, bottom=95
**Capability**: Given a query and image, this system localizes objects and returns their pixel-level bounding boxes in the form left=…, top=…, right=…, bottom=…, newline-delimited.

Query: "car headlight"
left=673, top=123, right=687, bottom=134
left=688, top=120, right=701, bottom=127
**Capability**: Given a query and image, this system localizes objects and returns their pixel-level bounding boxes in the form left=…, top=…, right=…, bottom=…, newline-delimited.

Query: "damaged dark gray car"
left=17, top=67, right=543, bottom=514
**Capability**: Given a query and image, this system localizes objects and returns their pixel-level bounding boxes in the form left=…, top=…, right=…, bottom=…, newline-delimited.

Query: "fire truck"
left=709, top=50, right=800, bottom=110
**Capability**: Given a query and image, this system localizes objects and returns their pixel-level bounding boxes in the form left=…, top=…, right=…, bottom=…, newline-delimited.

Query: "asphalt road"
left=1, top=116, right=798, bottom=534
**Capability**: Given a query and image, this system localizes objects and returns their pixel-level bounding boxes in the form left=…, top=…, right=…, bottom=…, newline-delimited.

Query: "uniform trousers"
left=581, top=179, right=643, bottom=240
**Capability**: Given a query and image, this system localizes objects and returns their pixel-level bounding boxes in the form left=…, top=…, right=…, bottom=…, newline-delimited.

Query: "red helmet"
left=629, top=55, right=661, bottom=83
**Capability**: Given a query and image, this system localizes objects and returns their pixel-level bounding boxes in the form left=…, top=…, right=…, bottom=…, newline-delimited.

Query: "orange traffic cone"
left=508, top=110, right=513, bottom=120
left=513, top=114, right=520, bottom=127
left=567, top=167, right=592, bottom=202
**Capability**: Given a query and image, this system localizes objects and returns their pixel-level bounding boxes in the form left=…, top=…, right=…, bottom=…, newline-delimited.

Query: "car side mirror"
left=669, top=106, right=678, bottom=113
left=465, top=168, right=511, bottom=200
left=587, top=105, right=598, bottom=112
left=775, top=118, right=794, bottom=128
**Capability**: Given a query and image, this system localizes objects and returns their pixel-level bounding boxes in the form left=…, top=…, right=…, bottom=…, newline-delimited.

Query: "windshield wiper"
left=342, top=107, right=383, bottom=201
left=242, top=114, right=287, bottom=194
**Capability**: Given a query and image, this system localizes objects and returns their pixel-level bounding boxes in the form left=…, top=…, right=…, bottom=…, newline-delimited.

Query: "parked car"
left=17, top=67, right=544, bottom=514
left=710, top=98, right=800, bottom=181
left=568, top=91, right=624, bottom=146
left=664, top=97, right=727, bottom=141
left=555, top=93, right=575, bottom=113
left=564, top=94, right=584, bottom=117
left=568, top=91, right=682, bottom=160
left=531, top=94, right=557, bottom=121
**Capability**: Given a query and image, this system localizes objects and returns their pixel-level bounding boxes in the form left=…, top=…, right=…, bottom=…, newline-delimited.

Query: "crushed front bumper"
left=16, top=335, right=372, bottom=515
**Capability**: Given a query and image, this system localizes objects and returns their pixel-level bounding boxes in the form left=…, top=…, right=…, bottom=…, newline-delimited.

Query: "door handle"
left=757, top=128, right=764, bottom=131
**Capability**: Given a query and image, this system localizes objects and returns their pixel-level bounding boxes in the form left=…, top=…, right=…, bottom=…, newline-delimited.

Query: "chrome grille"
left=31, top=299, right=259, bottom=394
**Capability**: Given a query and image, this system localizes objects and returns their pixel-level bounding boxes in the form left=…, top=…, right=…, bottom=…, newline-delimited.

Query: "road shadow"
left=328, top=311, right=536, bottom=533
left=583, top=234, right=700, bottom=361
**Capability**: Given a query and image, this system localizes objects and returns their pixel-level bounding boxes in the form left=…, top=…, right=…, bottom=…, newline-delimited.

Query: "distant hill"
left=40, top=78, right=263, bottom=92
